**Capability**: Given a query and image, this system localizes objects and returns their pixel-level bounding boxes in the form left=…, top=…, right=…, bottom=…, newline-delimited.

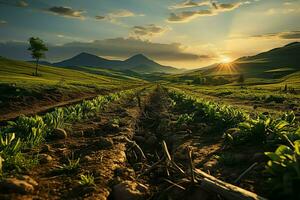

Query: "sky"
left=0, top=0, right=299, bottom=69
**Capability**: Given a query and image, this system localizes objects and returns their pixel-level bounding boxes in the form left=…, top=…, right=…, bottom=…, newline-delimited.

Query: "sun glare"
left=221, top=56, right=232, bottom=64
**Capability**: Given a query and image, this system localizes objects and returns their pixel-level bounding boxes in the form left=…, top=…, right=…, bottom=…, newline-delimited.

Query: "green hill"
left=0, top=56, right=145, bottom=119
left=166, top=42, right=300, bottom=85
left=0, top=56, right=143, bottom=91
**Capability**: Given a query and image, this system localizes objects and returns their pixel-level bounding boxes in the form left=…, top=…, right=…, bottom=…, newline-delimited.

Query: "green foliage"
left=28, top=37, right=48, bottom=75
left=78, top=173, right=95, bottom=186
left=265, top=140, right=300, bottom=198
left=0, top=132, right=38, bottom=174
left=0, top=133, right=22, bottom=156
left=265, top=94, right=286, bottom=103
left=176, top=113, right=194, bottom=127
left=0, top=88, right=138, bottom=175
left=43, top=108, right=65, bottom=130
left=7, top=115, right=47, bottom=146
left=225, top=112, right=298, bottom=145
left=110, top=117, right=121, bottom=128
left=60, top=157, right=81, bottom=173
left=28, top=37, right=48, bottom=60
left=169, top=90, right=248, bottom=130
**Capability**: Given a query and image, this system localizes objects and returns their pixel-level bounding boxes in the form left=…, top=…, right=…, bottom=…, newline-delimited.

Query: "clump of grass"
left=78, top=173, right=95, bottom=186
left=55, top=156, right=80, bottom=174
left=62, top=157, right=80, bottom=172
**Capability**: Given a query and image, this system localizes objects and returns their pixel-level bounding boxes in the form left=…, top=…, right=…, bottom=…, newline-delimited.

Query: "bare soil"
left=0, top=86, right=271, bottom=199
left=0, top=86, right=138, bottom=123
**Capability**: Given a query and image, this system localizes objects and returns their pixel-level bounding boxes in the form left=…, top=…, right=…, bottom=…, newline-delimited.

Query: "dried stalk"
left=125, top=137, right=146, bottom=160
left=234, top=162, right=258, bottom=184
left=163, top=178, right=186, bottom=191
left=187, top=147, right=195, bottom=184
left=194, top=168, right=267, bottom=200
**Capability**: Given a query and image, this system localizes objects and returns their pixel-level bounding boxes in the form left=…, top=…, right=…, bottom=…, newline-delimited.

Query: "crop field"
left=169, top=81, right=300, bottom=117
left=1, top=75, right=299, bottom=199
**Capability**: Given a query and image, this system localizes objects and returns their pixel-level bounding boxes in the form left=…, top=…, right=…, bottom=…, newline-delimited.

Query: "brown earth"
left=0, top=86, right=271, bottom=200
left=0, top=85, right=142, bottom=123
left=0, top=89, right=145, bottom=199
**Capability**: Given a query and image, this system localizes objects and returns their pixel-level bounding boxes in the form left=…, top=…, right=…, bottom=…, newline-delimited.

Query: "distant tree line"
left=192, top=76, right=231, bottom=86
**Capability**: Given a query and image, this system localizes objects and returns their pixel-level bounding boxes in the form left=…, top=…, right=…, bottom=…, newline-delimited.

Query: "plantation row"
left=167, top=87, right=300, bottom=198
left=0, top=88, right=139, bottom=175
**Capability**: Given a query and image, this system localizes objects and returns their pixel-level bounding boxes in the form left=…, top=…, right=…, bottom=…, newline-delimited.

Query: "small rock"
left=18, top=175, right=38, bottom=187
left=51, top=128, right=67, bottom=140
left=112, top=181, right=148, bottom=200
left=0, top=176, right=37, bottom=194
left=97, top=137, right=114, bottom=149
left=39, top=154, right=53, bottom=164
left=82, top=155, right=93, bottom=162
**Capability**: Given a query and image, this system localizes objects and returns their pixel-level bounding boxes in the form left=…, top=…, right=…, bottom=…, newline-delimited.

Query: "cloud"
left=0, top=0, right=28, bottom=7
left=95, top=9, right=142, bottom=24
left=167, top=1, right=244, bottom=23
left=131, top=24, right=169, bottom=38
left=95, top=15, right=106, bottom=20
left=168, top=10, right=215, bottom=22
left=215, top=2, right=242, bottom=11
left=251, top=31, right=300, bottom=40
left=169, top=0, right=211, bottom=9
left=0, top=38, right=210, bottom=63
left=46, top=6, right=85, bottom=19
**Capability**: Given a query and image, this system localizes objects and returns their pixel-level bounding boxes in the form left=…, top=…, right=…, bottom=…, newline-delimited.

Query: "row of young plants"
left=167, top=87, right=300, bottom=198
left=0, top=88, right=138, bottom=175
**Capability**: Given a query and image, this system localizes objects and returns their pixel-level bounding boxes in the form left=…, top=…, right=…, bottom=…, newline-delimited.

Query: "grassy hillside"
left=0, top=57, right=144, bottom=91
left=0, top=57, right=145, bottom=119
left=165, top=42, right=300, bottom=86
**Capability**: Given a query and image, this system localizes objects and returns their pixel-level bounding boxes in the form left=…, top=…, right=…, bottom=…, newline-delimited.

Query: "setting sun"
left=221, top=56, right=232, bottom=64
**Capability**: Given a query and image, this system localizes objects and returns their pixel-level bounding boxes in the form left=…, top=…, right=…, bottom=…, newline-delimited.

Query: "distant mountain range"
left=53, top=53, right=181, bottom=74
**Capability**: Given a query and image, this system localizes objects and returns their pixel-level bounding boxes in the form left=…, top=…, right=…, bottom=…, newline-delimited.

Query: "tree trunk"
left=35, top=58, right=39, bottom=76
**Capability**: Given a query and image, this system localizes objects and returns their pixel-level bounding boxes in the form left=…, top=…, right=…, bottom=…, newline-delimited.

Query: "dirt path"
left=0, top=85, right=145, bottom=123
left=0, top=91, right=145, bottom=199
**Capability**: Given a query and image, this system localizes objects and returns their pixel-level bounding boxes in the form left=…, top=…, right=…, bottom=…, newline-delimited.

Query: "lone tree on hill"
left=28, top=37, right=48, bottom=76
left=238, top=74, right=245, bottom=87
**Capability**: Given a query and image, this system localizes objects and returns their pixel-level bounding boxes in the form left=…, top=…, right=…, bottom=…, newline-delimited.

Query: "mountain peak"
left=54, top=52, right=179, bottom=73
left=76, top=52, right=98, bottom=58
left=127, top=54, right=150, bottom=61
